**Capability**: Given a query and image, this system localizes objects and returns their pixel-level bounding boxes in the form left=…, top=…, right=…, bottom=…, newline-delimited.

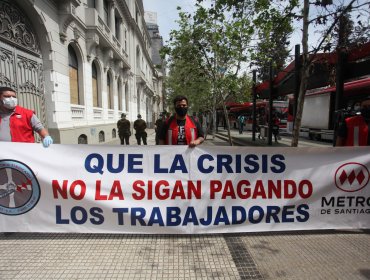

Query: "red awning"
left=229, top=102, right=253, bottom=113
left=307, top=77, right=370, bottom=97
left=228, top=102, right=268, bottom=113
left=225, top=102, right=244, bottom=107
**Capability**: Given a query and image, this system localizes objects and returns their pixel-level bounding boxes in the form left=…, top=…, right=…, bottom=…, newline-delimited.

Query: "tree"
left=162, top=1, right=254, bottom=145
left=330, top=10, right=370, bottom=51
left=192, top=0, right=370, bottom=146
left=163, top=0, right=370, bottom=147
left=161, top=12, right=213, bottom=113
left=251, top=4, right=293, bottom=82
left=291, top=0, right=370, bottom=147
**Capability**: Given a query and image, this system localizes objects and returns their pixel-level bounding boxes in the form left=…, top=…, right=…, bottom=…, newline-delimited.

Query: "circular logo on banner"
left=0, top=160, right=40, bottom=215
left=334, top=162, right=370, bottom=192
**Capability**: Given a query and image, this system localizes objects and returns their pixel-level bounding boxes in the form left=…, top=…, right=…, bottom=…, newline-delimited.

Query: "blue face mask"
left=2, top=97, right=17, bottom=109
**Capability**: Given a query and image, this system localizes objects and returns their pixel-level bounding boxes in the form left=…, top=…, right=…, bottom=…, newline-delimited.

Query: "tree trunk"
left=212, top=93, right=217, bottom=140
left=222, top=101, right=233, bottom=146
left=291, top=0, right=310, bottom=147
left=291, top=66, right=309, bottom=147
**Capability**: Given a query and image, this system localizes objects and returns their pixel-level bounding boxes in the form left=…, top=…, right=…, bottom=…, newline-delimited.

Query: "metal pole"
left=294, top=44, right=301, bottom=128
left=333, top=15, right=347, bottom=145
left=335, top=15, right=346, bottom=112
left=252, top=70, right=257, bottom=141
left=268, top=62, right=273, bottom=146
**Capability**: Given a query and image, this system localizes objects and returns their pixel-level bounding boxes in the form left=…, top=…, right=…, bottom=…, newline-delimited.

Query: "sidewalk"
left=1, top=129, right=369, bottom=280
left=106, top=127, right=332, bottom=148
left=213, top=127, right=332, bottom=147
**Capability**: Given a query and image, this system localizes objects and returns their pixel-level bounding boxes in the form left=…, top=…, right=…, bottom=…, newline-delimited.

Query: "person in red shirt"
left=336, top=99, right=370, bottom=146
left=158, top=95, right=204, bottom=147
left=0, top=87, right=53, bottom=147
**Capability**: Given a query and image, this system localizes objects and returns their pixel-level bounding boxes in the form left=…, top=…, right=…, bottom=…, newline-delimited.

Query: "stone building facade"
left=144, top=11, right=166, bottom=116
left=0, top=0, right=164, bottom=144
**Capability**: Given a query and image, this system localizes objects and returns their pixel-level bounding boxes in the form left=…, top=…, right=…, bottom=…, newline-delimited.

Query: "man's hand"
left=189, top=137, right=204, bottom=148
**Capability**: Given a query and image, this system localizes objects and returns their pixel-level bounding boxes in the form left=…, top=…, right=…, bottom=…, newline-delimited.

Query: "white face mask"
left=2, top=97, right=17, bottom=109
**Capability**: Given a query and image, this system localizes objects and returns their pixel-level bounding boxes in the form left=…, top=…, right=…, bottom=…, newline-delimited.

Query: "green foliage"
left=250, top=1, right=297, bottom=82
left=328, top=11, right=370, bottom=51
left=163, top=0, right=256, bottom=112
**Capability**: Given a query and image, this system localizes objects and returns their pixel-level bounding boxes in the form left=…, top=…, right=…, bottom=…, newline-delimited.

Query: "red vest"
left=8, top=106, right=36, bottom=143
left=344, top=115, right=368, bottom=146
left=165, top=115, right=198, bottom=145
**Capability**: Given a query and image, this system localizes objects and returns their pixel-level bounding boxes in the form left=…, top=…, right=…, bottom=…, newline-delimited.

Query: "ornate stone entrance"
left=0, top=0, right=46, bottom=124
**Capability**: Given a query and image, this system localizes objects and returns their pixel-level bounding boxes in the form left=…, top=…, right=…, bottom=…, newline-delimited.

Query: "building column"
left=109, top=2, right=116, bottom=37
left=113, top=73, right=118, bottom=112
left=95, top=0, right=104, bottom=19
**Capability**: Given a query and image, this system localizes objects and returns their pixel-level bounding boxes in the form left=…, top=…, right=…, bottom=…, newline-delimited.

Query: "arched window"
left=107, top=73, right=113, bottom=109
left=78, top=134, right=88, bottom=144
left=112, top=128, right=117, bottom=138
left=99, top=131, right=105, bottom=143
left=68, top=45, right=80, bottom=105
left=118, top=80, right=122, bottom=111
left=92, top=61, right=100, bottom=107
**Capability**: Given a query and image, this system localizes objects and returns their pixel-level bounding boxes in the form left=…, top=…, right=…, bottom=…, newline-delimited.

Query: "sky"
left=142, top=0, right=197, bottom=43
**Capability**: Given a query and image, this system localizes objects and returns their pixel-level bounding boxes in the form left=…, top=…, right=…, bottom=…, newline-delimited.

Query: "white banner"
left=0, top=143, right=369, bottom=234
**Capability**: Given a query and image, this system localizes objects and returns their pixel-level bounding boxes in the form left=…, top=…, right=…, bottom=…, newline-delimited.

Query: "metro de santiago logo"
left=0, top=160, right=40, bottom=215
left=334, top=162, right=370, bottom=192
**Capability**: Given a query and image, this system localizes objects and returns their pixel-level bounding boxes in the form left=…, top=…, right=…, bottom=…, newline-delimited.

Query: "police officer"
left=117, top=113, right=131, bottom=145
left=134, top=114, right=147, bottom=145
left=336, top=99, right=370, bottom=146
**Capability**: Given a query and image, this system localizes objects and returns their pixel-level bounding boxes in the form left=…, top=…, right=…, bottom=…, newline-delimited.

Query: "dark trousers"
left=239, top=124, right=244, bottom=134
left=273, top=126, right=279, bottom=142
left=120, top=135, right=130, bottom=145
left=136, top=133, right=147, bottom=145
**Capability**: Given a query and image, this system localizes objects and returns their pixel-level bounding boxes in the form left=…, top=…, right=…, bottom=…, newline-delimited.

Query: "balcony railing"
left=71, top=105, right=85, bottom=119
left=108, top=110, right=114, bottom=119
left=93, top=108, right=103, bottom=119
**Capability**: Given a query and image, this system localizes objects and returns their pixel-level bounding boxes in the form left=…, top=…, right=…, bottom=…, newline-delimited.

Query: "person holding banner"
left=0, top=87, right=53, bottom=147
left=158, top=95, right=204, bottom=147
left=336, top=99, right=370, bottom=146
